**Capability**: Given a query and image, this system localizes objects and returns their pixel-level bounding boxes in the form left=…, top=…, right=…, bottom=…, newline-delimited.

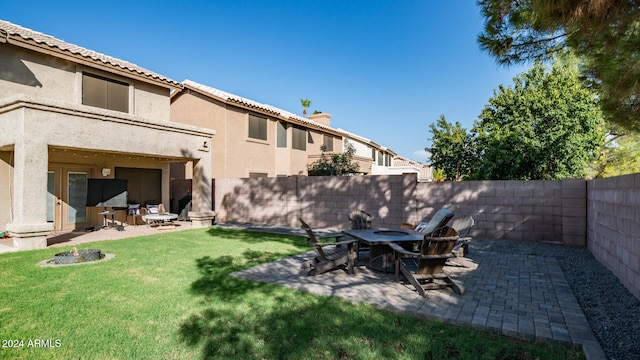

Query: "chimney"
left=308, top=113, right=332, bottom=127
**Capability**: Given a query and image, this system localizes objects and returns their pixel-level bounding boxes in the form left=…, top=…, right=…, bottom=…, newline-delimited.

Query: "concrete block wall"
left=410, top=179, right=565, bottom=243
left=588, top=173, right=640, bottom=300
left=214, top=174, right=581, bottom=245
left=213, top=172, right=639, bottom=300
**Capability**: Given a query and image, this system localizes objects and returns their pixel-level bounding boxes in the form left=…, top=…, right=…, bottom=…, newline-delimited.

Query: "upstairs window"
left=323, top=134, right=334, bottom=152
left=292, top=126, right=307, bottom=150
left=277, top=122, right=287, bottom=148
left=82, top=73, right=129, bottom=112
left=248, top=115, right=268, bottom=141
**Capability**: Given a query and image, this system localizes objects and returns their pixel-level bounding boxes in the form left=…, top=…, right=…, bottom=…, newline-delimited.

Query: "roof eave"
left=2, top=31, right=181, bottom=90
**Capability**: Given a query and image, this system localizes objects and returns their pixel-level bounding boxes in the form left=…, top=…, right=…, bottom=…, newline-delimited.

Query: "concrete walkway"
left=0, top=221, right=193, bottom=253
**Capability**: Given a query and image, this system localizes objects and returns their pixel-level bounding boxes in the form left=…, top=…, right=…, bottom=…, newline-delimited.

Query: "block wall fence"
left=213, top=173, right=639, bottom=300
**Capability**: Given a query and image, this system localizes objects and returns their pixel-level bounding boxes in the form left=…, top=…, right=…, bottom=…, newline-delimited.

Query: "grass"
left=0, top=228, right=583, bottom=359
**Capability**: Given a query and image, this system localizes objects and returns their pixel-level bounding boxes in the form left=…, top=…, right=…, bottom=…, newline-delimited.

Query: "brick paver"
left=231, top=237, right=606, bottom=360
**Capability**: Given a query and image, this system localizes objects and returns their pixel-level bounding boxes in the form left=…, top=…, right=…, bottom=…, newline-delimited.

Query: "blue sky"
left=1, top=0, right=529, bottom=163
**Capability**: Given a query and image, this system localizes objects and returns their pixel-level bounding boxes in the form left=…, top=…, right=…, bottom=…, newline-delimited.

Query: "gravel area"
left=472, top=239, right=640, bottom=360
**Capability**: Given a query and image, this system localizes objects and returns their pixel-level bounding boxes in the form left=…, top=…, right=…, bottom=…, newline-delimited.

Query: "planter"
left=54, top=249, right=102, bottom=265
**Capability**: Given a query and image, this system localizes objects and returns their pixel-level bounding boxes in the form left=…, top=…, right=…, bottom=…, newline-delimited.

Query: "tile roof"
left=182, top=79, right=352, bottom=136
left=0, top=19, right=180, bottom=88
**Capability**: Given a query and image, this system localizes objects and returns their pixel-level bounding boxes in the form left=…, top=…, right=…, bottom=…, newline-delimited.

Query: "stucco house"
left=170, top=80, right=400, bottom=179
left=0, top=19, right=215, bottom=250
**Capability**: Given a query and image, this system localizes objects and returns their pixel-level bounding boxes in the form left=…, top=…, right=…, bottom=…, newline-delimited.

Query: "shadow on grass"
left=206, top=227, right=310, bottom=250
left=179, top=252, right=583, bottom=360
left=189, top=252, right=285, bottom=301
left=181, top=252, right=406, bottom=359
left=180, top=256, right=417, bottom=360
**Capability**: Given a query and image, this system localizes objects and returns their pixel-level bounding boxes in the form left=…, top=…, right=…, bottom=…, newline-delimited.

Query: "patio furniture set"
left=300, top=209, right=476, bottom=297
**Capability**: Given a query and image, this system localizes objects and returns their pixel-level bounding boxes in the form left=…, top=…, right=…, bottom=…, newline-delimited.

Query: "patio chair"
left=347, top=209, right=372, bottom=260
left=141, top=203, right=159, bottom=225
left=126, top=203, right=141, bottom=226
left=413, top=208, right=454, bottom=233
left=447, top=215, right=477, bottom=268
left=299, top=218, right=358, bottom=276
left=390, top=226, right=463, bottom=296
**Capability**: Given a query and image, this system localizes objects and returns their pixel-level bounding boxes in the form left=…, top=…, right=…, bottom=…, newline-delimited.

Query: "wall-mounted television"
left=86, top=179, right=128, bottom=208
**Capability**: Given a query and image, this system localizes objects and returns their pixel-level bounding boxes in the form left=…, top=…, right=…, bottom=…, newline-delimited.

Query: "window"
left=82, top=73, right=129, bottom=112
left=323, top=134, right=334, bottom=152
left=377, top=151, right=383, bottom=166
left=371, top=148, right=376, bottom=160
left=277, top=122, right=287, bottom=148
left=248, top=115, right=268, bottom=141
left=249, top=172, right=268, bottom=178
left=292, top=126, right=307, bottom=150
left=67, top=172, right=87, bottom=223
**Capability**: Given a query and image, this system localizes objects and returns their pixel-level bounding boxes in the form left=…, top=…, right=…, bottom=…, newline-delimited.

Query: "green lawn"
left=0, top=228, right=583, bottom=359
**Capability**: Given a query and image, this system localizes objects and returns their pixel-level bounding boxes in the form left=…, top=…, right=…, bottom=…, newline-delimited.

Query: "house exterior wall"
left=0, top=44, right=170, bottom=121
left=0, top=151, right=12, bottom=234
left=170, top=91, right=343, bottom=178
left=0, top=24, right=216, bottom=250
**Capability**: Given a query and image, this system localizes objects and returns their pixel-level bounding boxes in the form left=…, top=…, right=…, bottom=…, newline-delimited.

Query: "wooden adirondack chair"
left=390, top=226, right=463, bottom=296
left=347, top=209, right=373, bottom=260
left=299, top=218, right=358, bottom=276
left=447, top=215, right=478, bottom=269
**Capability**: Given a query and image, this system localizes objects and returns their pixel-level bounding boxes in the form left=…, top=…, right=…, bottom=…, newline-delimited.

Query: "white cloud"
left=412, top=149, right=431, bottom=162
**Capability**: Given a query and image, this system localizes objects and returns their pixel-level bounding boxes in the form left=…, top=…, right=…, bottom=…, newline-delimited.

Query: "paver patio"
left=229, top=227, right=607, bottom=360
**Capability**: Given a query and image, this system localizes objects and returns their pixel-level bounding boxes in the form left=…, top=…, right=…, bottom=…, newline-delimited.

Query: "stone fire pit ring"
left=38, top=249, right=115, bottom=267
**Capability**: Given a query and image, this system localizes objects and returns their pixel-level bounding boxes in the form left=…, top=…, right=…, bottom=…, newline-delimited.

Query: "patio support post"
left=5, top=138, right=52, bottom=249
left=188, top=157, right=215, bottom=227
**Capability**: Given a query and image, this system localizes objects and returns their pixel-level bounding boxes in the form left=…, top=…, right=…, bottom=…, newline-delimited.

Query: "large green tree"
left=472, top=58, right=605, bottom=180
left=477, top=0, right=640, bottom=131
left=427, top=115, right=475, bottom=181
left=589, top=132, right=640, bottom=178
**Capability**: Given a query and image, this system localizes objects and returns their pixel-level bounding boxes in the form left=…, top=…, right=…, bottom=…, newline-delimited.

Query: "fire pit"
left=373, top=230, right=410, bottom=236
left=53, top=248, right=103, bottom=265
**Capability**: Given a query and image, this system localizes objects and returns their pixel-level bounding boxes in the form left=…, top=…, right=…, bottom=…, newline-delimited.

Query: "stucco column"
left=188, top=158, right=215, bottom=227
left=5, top=138, right=53, bottom=249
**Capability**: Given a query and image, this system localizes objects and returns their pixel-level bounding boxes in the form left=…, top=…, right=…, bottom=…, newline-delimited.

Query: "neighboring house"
left=391, top=156, right=433, bottom=182
left=0, top=20, right=215, bottom=250
left=338, top=129, right=397, bottom=175
left=171, top=80, right=352, bottom=178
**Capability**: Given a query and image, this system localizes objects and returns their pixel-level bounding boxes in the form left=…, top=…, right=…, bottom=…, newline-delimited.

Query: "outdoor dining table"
left=342, top=228, right=426, bottom=272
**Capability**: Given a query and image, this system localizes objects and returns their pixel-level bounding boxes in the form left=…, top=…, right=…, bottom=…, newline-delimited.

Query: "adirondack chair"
left=347, top=209, right=373, bottom=260
left=390, top=226, right=463, bottom=296
left=404, top=208, right=454, bottom=234
left=299, top=218, right=358, bottom=276
left=445, top=215, right=478, bottom=268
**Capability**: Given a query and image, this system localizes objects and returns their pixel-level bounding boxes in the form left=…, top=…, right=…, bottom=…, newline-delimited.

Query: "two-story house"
left=171, top=80, right=353, bottom=179
left=337, top=129, right=398, bottom=175
left=0, top=20, right=215, bottom=250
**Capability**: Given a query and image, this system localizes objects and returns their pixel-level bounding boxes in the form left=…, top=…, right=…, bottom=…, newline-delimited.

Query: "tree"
left=300, top=98, right=312, bottom=117
left=472, top=57, right=605, bottom=180
left=477, top=0, right=640, bottom=131
left=308, top=143, right=360, bottom=176
left=427, top=115, right=475, bottom=181
left=588, top=132, right=640, bottom=178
